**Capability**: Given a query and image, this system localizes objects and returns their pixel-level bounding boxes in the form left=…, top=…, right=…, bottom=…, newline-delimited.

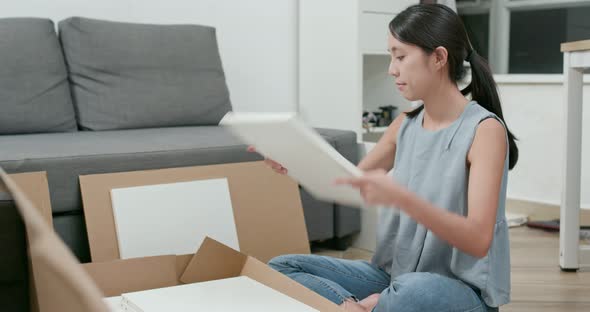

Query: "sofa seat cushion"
left=0, top=127, right=359, bottom=261
left=0, top=127, right=358, bottom=215
left=0, top=126, right=261, bottom=213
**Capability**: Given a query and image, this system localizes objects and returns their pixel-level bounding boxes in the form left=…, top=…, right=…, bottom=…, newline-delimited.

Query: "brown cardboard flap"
left=0, top=168, right=108, bottom=312
left=3, top=172, right=53, bottom=312
left=180, top=237, right=247, bottom=284
left=7, top=172, right=52, bottom=226
left=241, top=257, right=343, bottom=311
left=175, top=254, right=194, bottom=281
left=83, top=255, right=179, bottom=297
left=80, top=161, right=310, bottom=262
left=181, top=237, right=342, bottom=311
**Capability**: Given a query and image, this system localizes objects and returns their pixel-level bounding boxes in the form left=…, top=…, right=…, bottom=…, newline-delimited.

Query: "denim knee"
left=267, top=254, right=303, bottom=274
left=374, top=272, right=485, bottom=312
left=374, top=272, right=433, bottom=311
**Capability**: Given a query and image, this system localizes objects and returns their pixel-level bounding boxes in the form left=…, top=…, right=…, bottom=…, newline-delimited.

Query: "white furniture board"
left=220, top=112, right=364, bottom=207
left=110, top=179, right=239, bottom=259
left=120, top=276, right=318, bottom=311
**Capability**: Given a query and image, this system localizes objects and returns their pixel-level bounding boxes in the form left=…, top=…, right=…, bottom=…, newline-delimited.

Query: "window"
left=458, top=0, right=590, bottom=74
left=460, top=13, right=489, bottom=61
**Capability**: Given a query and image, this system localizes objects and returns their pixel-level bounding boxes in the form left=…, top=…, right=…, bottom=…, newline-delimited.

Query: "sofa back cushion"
left=0, top=18, right=77, bottom=134
left=58, top=17, right=232, bottom=131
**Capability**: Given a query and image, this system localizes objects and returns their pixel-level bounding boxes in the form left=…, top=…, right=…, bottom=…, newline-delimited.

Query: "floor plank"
left=313, top=226, right=590, bottom=310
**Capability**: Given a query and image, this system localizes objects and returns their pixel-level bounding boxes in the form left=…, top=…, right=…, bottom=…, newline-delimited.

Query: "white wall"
left=298, top=0, right=362, bottom=136
left=498, top=77, right=590, bottom=209
left=2, top=0, right=299, bottom=113
left=363, top=54, right=412, bottom=114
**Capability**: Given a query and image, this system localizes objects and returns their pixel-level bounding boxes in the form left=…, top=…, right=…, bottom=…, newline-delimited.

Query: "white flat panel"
left=360, top=0, right=418, bottom=14
left=121, top=276, right=318, bottom=311
left=220, top=112, right=365, bottom=207
left=110, top=179, right=239, bottom=259
left=360, top=12, right=395, bottom=54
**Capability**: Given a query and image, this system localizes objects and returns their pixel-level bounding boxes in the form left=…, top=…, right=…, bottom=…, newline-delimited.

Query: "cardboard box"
left=85, top=237, right=340, bottom=311
left=0, top=169, right=108, bottom=312
left=79, top=161, right=311, bottom=263
left=0, top=166, right=343, bottom=311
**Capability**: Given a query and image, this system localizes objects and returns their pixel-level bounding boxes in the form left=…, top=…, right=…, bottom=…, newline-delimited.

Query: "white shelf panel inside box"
left=120, top=276, right=319, bottom=311
left=110, top=179, right=239, bottom=259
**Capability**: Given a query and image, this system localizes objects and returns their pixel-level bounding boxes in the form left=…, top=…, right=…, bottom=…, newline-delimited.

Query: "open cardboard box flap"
left=79, top=161, right=311, bottom=263
left=84, top=236, right=341, bottom=311
left=1, top=167, right=342, bottom=311
left=181, top=236, right=342, bottom=311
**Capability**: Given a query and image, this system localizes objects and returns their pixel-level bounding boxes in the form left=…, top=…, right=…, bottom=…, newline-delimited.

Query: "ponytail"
left=462, top=51, right=519, bottom=170
left=392, top=4, right=519, bottom=170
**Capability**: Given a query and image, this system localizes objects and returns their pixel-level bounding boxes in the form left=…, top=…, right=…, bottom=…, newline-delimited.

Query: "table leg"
left=560, top=51, right=584, bottom=271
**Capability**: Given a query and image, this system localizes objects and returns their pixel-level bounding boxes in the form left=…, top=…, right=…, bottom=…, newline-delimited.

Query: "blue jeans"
left=268, top=254, right=495, bottom=312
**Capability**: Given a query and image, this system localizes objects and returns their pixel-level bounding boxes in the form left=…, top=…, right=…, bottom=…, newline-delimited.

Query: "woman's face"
left=387, top=33, right=440, bottom=101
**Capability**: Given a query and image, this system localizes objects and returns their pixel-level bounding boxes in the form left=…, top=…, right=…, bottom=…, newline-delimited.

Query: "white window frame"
left=458, top=0, right=590, bottom=75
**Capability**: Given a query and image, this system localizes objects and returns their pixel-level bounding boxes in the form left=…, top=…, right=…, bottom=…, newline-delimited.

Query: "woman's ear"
left=433, top=46, right=448, bottom=70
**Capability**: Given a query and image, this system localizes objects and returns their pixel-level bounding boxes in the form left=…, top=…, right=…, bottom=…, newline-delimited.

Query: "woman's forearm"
left=395, top=189, right=493, bottom=258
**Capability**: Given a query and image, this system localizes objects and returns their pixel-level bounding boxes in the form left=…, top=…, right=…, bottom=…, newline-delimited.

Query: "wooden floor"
left=313, top=227, right=590, bottom=311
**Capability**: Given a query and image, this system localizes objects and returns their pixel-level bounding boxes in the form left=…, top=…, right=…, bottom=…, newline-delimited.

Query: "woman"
left=250, top=4, right=518, bottom=311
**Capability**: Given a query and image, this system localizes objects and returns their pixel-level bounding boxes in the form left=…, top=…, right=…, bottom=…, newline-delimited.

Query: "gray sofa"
left=0, top=17, right=360, bottom=262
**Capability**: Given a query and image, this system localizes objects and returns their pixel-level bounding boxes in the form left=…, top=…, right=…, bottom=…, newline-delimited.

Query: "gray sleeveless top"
left=371, top=101, right=510, bottom=307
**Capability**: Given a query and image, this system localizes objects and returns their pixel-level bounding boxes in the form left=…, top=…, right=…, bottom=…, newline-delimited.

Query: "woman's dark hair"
left=389, top=4, right=518, bottom=170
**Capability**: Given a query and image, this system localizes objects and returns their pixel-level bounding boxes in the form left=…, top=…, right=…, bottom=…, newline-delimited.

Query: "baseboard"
left=351, top=198, right=590, bottom=253
left=507, top=194, right=590, bottom=210
left=506, top=198, right=590, bottom=226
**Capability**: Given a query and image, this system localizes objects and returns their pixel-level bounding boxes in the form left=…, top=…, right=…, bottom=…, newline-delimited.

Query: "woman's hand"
left=335, top=169, right=406, bottom=207
left=247, top=146, right=288, bottom=174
